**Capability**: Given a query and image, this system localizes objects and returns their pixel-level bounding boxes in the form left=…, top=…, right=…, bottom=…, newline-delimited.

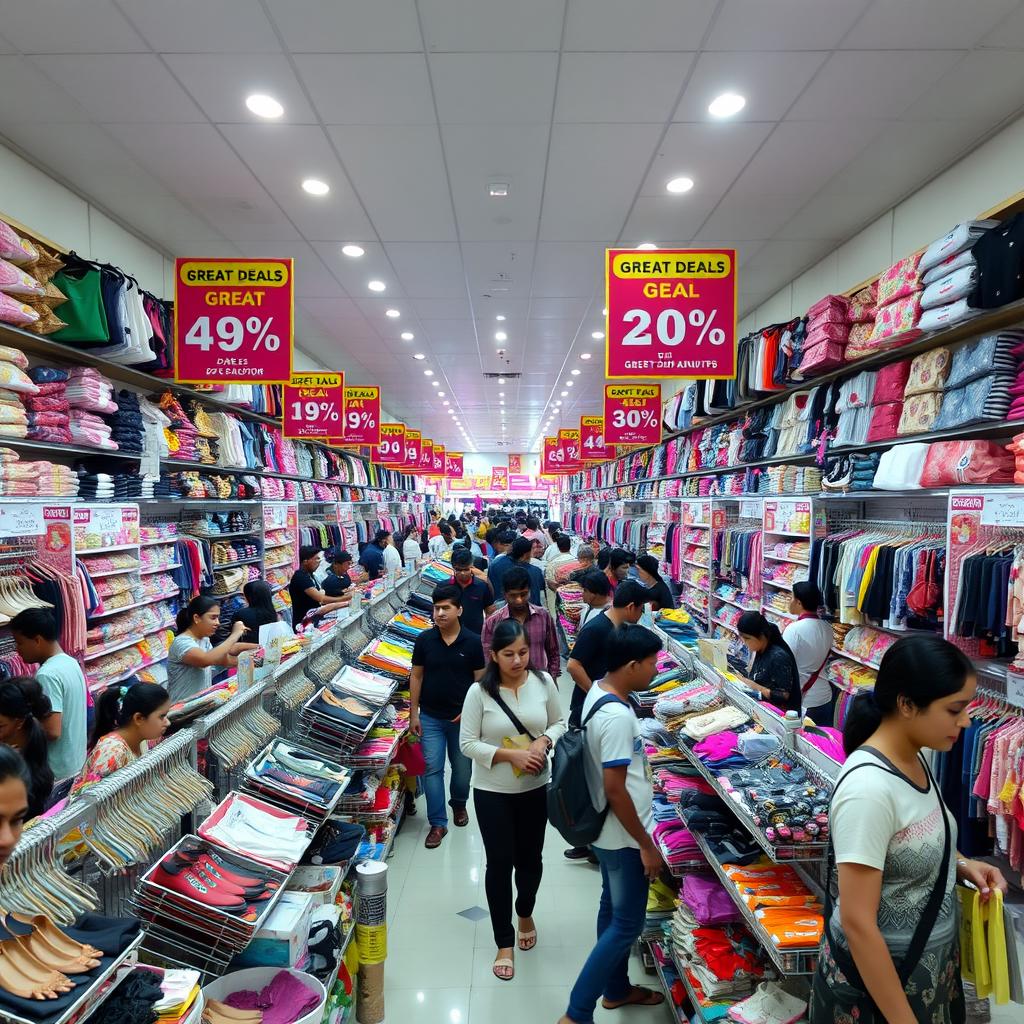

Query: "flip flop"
left=602, top=986, right=665, bottom=1010
left=492, top=956, right=514, bottom=981
left=517, top=929, right=537, bottom=951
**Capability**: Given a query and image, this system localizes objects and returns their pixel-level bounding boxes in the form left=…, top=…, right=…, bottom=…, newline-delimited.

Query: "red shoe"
left=177, top=842, right=277, bottom=890
left=424, top=827, right=447, bottom=849
left=150, top=858, right=247, bottom=909
left=193, top=860, right=272, bottom=901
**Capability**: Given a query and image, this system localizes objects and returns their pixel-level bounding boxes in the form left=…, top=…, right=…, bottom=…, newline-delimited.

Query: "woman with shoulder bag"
left=459, top=618, right=567, bottom=982
left=810, top=634, right=1007, bottom=1023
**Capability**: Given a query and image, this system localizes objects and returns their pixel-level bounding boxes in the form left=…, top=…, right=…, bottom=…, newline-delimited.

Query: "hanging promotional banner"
left=605, top=248, right=736, bottom=379
left=542, top=436, right=566, bottom=475
left=508, top=454, right=522, bottom=474
left=446, top=452, right=464, bottom=478
left=377, top=423, right=405, bottom=465
left=558, top=429, right=582, bottom=473
left=604, top=383, right=662, bottom=446
left=334, top=385, right=381, bottom=447
left=491, top=466, right=509, bottom=490
left=419, top=438, right=434, bottom=475
left=175, top=258, right=293, bottom=384
left=282, top=372, right=344, bottom=440
left=430, top=444, right=446, bottom=476
left=579, top=415, right=613, bottom=462
left=401, top=429, right=421, bottom=471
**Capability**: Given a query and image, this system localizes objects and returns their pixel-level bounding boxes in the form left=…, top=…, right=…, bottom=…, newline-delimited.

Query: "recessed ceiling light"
left=708, top=91, right=746, bottom=119
left=571, top=368, right=581, bottom=375
left=413, top=353, right=425, bottom=360
left=443, top=401, right=450, bottom=406
left=636, top=242, right=658, bottom=250
left=246, top=93, right=283, bottom=119
left=385, top=308, right=400, bottom=318
left=424, top=369, right=434, bottom=376
left=666, top=175, right=695, bottom=194
left=368, top=280, right=386, bottom=292
left=302, top=178, right=330, bottom=196
left=495, top=314, right=506, bottom=321
left=554, top=400, right=562, bottom=407
left=431, top=380, right=439, bottom=386
left=499, top=400, right=504, bottom=406
left=560, top=390, right=568, bottom=397
left=437, top=391, right=445, bottom=397
left=341, top=244, right=364, bottom=259
left=495, top=331, right=507, bottom=342
left=565, top=380, right=573, bottom=387
left=401, top=331, right=414, bottom=341
left=488, top=182, right=510, bottom=197
left=580, top=352, right=592, bottom=360
left=602, top=307, right=607, bottom=316
left=498, top=392, right=505, bottom=397
left=498, top=377, right=506, bottom=384
left=592, top=331, right=605, bottom=340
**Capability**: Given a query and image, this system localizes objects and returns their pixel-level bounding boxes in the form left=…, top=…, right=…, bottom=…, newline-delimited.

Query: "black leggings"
left=473, top=786, right=548, bottom=949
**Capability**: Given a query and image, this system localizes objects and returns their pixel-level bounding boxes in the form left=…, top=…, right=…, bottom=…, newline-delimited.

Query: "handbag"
left=491, top=689, right=541, bottom=778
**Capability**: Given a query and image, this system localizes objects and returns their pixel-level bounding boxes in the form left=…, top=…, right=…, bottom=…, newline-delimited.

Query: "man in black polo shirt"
left=449, top=546, right=495, bottom=634
left=323, top=549, right=359, bottom=599
left=410, top=583, right=485, bottom=848
left=289, top=546, right=350, bottom=626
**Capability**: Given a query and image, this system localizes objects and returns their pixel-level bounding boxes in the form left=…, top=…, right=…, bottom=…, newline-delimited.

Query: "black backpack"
left=547, top=693, right=620, bottom=846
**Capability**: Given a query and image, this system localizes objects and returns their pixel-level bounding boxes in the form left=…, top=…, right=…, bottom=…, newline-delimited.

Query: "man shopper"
left=359, top=529, right=390, bottom=581
left=559, top=624, right=666, bottom=1023
left=567, top=544, right=597, bottom=584
left=450, top=546, right=495, bottom=634
left=481, top=566, right=560, bottom=680
left=410, top=584, right=485, bottom=848
left=323, top=549, right=357, bottom=598
left=605, top=549, right=634, bottom=592
left=290, top=546, right=352, bottom=624
left=577, top=570, right=613, bottom=631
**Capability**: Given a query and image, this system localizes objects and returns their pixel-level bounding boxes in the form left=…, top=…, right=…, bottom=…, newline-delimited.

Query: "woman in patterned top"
left=70, top=681, right=169, bottom=797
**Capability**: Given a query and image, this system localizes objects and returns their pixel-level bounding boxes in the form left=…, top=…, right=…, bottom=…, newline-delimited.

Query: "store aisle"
left=381, top=672, right=670, bottom=1024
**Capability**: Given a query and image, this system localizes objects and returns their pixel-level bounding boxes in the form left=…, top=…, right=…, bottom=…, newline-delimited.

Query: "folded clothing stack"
left=159, top=391, right=199, bottom=461
left=916, top=220, right=996, bottom=331
left=844, top=282, right=879, bottom=361
left=0, top=445, right=78, bottom=496
left=75, top=465, right=146, bottom=500
left=24, top=365, right=72, bottom=443
left=66, top=366, right=117, bottom=413
left=70, top=407, right=118, bottom=450
left=869, top=252, right=924, bottom=347
left=106, top=389, right=144, bottom=454
left=0, top=345, right=35, bottom=440
left=794, top=294, right=849, bottom=378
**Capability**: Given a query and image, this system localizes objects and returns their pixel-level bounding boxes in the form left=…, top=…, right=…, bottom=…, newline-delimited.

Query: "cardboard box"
left=286, top=865, right=344, bottom=907
left=234, top=892, right=314, bottom=968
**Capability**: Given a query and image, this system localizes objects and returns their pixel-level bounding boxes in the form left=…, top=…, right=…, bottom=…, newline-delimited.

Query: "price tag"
left=979, top=492, right=1024, bottom=527
left=419, top=438, right=434, bottom=474
left=0, top=504, right=44, bottom=538
left=604, top=384, right=662, bottom=446
left=236, top=651, right=254, bottom=692
left=605, top=248, right=736, bottom=379
left=283, top=372, right=344, bottom=439
left=174, top=258, right=293, bottom=384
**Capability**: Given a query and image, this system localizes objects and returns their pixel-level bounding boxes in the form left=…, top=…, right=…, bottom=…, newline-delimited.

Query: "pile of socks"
left=106, top=389, right=145, bottom=454
left=66, top=367, right=117, bottom=413
left=24, top=365, right=71, bottom=443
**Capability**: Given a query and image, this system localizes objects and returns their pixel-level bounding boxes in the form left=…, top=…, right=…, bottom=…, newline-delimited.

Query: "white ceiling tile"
left=705, top=0, right=870, bottom=50
left=162, top=54, right=317, bottom=124
left=422, top=320, right=478, bottom=347
left=540, top=124, right=661, bottom=241
left=385, top=242, right=466, bottom=298
left=564, top=0, right=717, bottom=51
left=980, top=5, right=1024, bottom=47
left=842, top=0, right=1019, bottom=49
left=31, top=54, right=204, bottom=122
left=0, top=56, right=90, bottom=122
left=531, top=243, right=606, bottom=297
left=238, top=240, right=343, bottom=297
left=674, top=50, right=828, bottom=123
left=900, top=51, right=1024, bottom=122
left=327, top=124, right=457, bottom=241
left=264, top=0, right=423, bottom=53
left=309, top=238, right=407, bottom=297
left=620, top=195, right=719, bottom=242
left=639, top=121, right=773, bottom=198
left=188, top=195, right=301, bottom=242
left=555, top=52, right=694, bottom=124
left=462, top=241, right=536, bottom=300
left=412, top=297, right=474, bottom=319
left=419, top=0, right=564, bottom=51
left=787, top=50, right=967, bottom=120
left=298, top=296, right=366, bottom=321
left=429, top=53, right=558, bottom=124
left=296, top=54, right=435, bottom=126
left=119, top=0, right=282, bottom=52
left=1, top=0, right=147, bottom=53
left=220, top=123, right=375, bottom=241
left=696, top=194, right=806, bottom=242
left=526, top=297, right=591, bottom=319
left=441, top=124, right=547, bottom=242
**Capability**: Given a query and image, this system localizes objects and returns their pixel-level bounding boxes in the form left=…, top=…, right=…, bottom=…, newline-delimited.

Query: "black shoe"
left=404, top=793, right=417, bottom=817
left=563, top=847, right=591, bottom=861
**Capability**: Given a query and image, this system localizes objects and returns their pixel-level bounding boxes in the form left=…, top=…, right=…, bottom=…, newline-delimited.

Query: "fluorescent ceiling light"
left=413, top=353, right=425, bottom=360
left=498, top=377, right=506, bottom=384
left=580, top=352, right=592, bottom=360
left=708, top=92, right=746, bottom=119
left=301, top=178, right=330, bottom=196
left=367, top=279, right=386, bottom=292
left=495, top=331, right=507, bottom=342
left=591, top=331, right=605, bottom=340
left=554, top=401, right=562, bottom=407
left=385, top=308, right=400, bottom=318
left=401, top=331, right=414, bottom=340
left=431, top=379, right=439, bottom=386
left=495, top=314, right=506, bottom=321
left=666, top=175, right=694, bottom=194
left=488, top=182, right=510, bottom=197
left=437, top=391, right=445, bottom=397
left=341, top=244, right=364, bottom=258
left=565, top=380, right=573, bottom=387
left=246, top=93, right=283, bottom=119
left=602, top=307, right=607, bottom=315
left=498, top=392, right=505, bottom=397
left=443, top=401, right=450, bottom=406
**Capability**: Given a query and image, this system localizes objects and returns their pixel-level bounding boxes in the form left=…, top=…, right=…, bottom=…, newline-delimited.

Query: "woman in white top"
left=381, top=532, right=402, bottom=575
left=401, top=526, right=422, bottom=565
left=783, top=581, right=834, bottom=725
left=460, top=618, right=566, bottom=982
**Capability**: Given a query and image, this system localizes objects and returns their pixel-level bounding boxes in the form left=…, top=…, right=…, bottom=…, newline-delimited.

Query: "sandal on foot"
left=492, top=956, right=514, bottom=981
left=602, top=986, right=664, bottom=1009
left=517, top=929, right=537, bottom=951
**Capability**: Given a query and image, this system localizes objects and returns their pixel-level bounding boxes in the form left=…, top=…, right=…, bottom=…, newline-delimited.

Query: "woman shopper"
left=167, top=596, right=258, bottom=702
left=635, top=554, right=674, bottom=612
left=230, top=580, right=279, bottom=645
left=810, top=634, right=1006, bottom=1023
left=737, top=611, right=802, bottom=712
left=459, top=618, right=566, bottom=982
left=0, top=745, right=30, bottom=870
left=71, top=682, right=171, bottom=796
left=0, top=678, right=54, bottom=818
left=783, top=581, right=835, bottom=725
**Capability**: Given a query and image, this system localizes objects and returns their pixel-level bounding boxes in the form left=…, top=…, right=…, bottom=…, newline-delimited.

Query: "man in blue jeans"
left=559, top=624, right=666, bottom=1023
left=409, top=584, right=485, bottom=849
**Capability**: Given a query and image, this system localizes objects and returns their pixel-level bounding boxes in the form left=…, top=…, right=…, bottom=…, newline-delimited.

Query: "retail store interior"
left=2, top=2, right=1024, bottom=1023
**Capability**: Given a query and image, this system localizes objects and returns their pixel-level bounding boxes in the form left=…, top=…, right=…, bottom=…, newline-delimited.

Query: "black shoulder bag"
left=491, top=690, right=537, bottom=742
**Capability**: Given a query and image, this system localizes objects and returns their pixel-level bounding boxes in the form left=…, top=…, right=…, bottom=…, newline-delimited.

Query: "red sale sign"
left=579, top=415, right=613, bottom=462
left=605, top=248, right=736, bottom=379
left=334, top=386, right=381, bottom=446
left=419, top=438, right=433, bottom=474
left=558, top=429, right=581, bottom=473
left=604, top=384, right=662, bottom=446
left=430, top=444, right=446, bottom=476
left=402, top=429, right=421, bottom=470
left=283, top=372, right=343, bottom=440
left=446, top=452, right=464, bottom=478
left=491, top=466, right=508, bottom=490
left=508, top=454, right=522, bottom=474
left=175, top=258, right=293, bottom=384
left=542, top=436, right=567, bottom=475
left=377, top=423, right=405, bottom=465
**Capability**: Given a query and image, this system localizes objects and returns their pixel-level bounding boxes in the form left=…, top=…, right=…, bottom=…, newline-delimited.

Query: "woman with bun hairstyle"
left=70, top=682, right=171, bottom=797
left=810, top=634, right=1007, bottom=1024
left=0, top=677, right=54, bottom=818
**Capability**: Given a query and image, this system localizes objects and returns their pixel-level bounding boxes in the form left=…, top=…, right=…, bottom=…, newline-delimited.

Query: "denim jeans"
left=566, top=846, right=648, bottom=1022
left=420, top=711, right=471, bottom=828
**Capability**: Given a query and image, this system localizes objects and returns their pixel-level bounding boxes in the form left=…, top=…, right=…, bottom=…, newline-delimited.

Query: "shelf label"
left=283, top=372, right=344, bottom=439
left=175, top=258, right=293, bottom=384
left=0, top=504, right=44, bottom=538
left=978, top=492, right=1024, bottom=527
left=739, top=499, right=762, bottom=520
left=604, top=384, right=662, bottom=446
left=605, top=248, right=737, bottom=380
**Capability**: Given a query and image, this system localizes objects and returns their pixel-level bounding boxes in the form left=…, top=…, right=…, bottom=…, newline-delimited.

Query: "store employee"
left=324, top=549, right=359, bottom=599
left=289, top=546, right=351, bottom=625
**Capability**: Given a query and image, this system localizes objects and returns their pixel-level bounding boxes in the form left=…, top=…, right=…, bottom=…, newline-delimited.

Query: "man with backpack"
left=556, top=624, right=666, bottom=1023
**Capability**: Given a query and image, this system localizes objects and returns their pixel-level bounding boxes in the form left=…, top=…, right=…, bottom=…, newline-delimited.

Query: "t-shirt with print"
left=581, top=682, right=653, bottom=851
left=829, top=747, right=958, bottom=957
left=37, top=653, right=88, bottom=782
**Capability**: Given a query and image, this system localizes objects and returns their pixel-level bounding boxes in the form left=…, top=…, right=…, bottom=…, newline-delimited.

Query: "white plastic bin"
left=201, top=967, right=326, bottom=1024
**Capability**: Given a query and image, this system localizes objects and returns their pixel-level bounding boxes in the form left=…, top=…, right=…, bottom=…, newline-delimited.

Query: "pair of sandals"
left=0, top=913, right=102, bottom=1001
left=492, top=925, right=537, bottom=981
